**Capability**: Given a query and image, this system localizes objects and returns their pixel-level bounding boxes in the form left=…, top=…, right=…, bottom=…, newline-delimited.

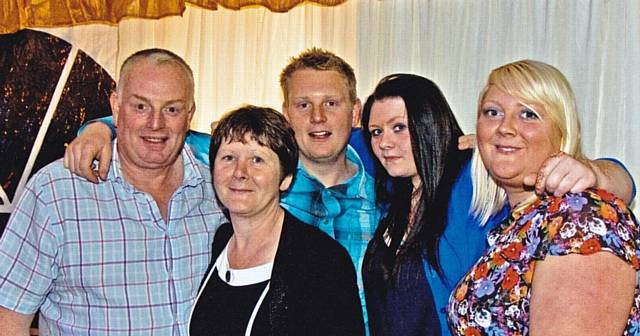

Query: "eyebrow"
left=291, top=93, right=344, bottom=100
left=129, top=94, right=187, bottom=106
left=386, top=115, right=406, bottom=123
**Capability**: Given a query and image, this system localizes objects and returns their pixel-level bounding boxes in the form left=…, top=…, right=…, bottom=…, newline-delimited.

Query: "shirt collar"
left=293, top=145, right=375, bottom=202
left=109, top=139, right=207, bottom=192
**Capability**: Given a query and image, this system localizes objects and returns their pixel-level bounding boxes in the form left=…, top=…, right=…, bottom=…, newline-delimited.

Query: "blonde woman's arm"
left=529, top=252, right=635, bottom=335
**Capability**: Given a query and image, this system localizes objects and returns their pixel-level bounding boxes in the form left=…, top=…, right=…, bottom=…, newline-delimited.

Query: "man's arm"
left=458, top=135, right=635, bottom=203
left=64, top=116, right=212, bottom=182
left=64, top=120, right=113, bottom=183
left=524, top=153, right=634, bottom=204
left=0, top=307, right=33, bottom=336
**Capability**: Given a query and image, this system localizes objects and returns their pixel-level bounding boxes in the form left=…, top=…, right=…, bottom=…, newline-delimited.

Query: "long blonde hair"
left=471, top=60, right=585, bottom=225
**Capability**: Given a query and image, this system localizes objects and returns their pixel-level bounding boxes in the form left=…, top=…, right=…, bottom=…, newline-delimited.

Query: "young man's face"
left=282, top=68, right=361, bottom=168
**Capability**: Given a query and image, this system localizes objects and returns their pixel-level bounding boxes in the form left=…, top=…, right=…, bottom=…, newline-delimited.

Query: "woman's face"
left=477, top=86, right=562, bottom=196
left=213, top=135, right=291, bottom=219
left=368, top=97, right=420, bottom=187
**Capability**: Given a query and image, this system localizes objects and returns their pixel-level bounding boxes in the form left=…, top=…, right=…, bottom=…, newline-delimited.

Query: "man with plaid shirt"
left=0, top=49, right=224, bottom=335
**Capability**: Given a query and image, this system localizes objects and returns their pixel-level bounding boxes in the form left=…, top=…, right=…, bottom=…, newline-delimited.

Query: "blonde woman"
left=448, top=60, right=639, bottom=335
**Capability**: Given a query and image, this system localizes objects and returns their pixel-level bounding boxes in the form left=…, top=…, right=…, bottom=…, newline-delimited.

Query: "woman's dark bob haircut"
left=209, top=105, right=298, bottom=190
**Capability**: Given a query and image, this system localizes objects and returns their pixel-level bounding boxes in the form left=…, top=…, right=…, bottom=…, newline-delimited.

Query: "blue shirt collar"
left=293, top=145, right=375, bottom=202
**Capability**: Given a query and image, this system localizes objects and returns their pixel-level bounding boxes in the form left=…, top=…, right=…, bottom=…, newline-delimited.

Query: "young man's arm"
left=64, top=116, right=211, bottom=182
left=64, top=119, right=113, bottom=183
left=458, top=135, right=635, bottom=203
left=65, top=120, right=635, bottom=203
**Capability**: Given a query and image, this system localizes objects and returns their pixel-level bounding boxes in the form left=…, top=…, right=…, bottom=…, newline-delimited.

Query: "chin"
left=487, top=162, right=521, bottom=176
left=489, top=171, right=526, bottom=187
left=385, top=169, right=404, bottom=178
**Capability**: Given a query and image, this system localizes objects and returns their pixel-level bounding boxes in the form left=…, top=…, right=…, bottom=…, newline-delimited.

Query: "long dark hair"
left=362, top=74, right=470, bottom=277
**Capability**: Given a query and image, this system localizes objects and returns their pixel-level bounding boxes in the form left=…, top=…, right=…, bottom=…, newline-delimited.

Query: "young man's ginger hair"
left=279, top=47, right=357, bottom=104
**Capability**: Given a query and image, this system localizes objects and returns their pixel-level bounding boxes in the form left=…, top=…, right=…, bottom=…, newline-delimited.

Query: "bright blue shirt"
left=423, top=161, right=509, bottom=334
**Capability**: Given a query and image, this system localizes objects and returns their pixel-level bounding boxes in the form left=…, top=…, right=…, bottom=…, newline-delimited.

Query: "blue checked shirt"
left=280, top=145, right=381, bottom=330
left=0, top=142, right=225, bottom=335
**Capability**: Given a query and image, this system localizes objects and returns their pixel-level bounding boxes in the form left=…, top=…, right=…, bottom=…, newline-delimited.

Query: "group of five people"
left=0, top=47, right=636, bottom=335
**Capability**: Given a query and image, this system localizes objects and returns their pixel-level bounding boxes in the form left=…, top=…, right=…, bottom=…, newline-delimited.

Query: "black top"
left=191, top=266, right=270, bottom=335
left=190, top=210, right=365, bottom=335
left=363, top=233, right=441, bottom=336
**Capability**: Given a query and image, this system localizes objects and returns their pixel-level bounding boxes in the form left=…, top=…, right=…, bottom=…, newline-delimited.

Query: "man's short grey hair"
left=116, top=48, right=195, bottom=108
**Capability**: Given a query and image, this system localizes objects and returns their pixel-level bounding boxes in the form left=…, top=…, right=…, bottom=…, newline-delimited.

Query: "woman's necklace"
left=407, top=186, right=422, bottom=231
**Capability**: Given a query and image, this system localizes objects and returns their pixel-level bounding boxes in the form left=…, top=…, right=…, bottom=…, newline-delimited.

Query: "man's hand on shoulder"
left=458, top=134, right=475, bottom=150
left=524, top=152, right=633, bottom=203
left=63, top=122, right=113, bottom=183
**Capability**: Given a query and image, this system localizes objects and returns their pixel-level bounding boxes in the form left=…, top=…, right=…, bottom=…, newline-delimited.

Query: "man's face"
left=111, top=59, right=194, bottom=172
left=282, top=69, right=361, bottom=168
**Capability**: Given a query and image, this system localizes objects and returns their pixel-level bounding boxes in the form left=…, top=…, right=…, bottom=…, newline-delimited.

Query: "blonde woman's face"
left=476, top=86, right=562, bottom=194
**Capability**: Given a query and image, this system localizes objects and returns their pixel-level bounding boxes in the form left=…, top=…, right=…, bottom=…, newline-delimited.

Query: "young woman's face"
left=368, top=97, right=420, bottom=188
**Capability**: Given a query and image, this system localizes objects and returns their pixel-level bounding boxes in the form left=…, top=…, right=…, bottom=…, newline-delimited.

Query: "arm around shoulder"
left=590, top=158, right=635, bottom=204
left=64, top=119, right=114, bottom=182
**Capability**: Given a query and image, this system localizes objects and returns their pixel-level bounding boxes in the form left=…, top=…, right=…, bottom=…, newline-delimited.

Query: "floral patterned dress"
left=447, top=189, right=640, bottom=335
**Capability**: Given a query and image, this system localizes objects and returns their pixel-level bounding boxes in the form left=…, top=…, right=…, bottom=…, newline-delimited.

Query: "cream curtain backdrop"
left=37, top=0, right=639, bottom=212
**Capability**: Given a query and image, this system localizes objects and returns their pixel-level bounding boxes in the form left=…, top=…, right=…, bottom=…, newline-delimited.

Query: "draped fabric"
left=7, top=0, right=640, bottom=216
left=0, top=0, right=346, bottom=35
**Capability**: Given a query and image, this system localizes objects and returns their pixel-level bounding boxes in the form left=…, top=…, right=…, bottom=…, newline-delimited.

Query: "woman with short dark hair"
left=189, top=105, right=364, bottom=335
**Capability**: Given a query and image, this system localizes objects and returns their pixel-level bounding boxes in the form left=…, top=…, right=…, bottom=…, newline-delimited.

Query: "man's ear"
left=110, top=92, right=120, bottom=127
left=351, top=98, right=362, bottom=128
left=279, top=174, right=293, bottom=192
left=282, top=102, right=290, bottom=122
left=187, top=102, right=196, bottom=127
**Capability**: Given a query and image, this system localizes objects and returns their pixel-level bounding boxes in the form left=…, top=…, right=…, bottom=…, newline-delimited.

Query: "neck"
left=505, top=187, right=536, bottom=209
left=228, top=204, right=285, bottom=269
left=408, top=185, right=422, bottom=228
left=300, top=154, right=357, bottom=187
left=120, top=158, right=183, bottom=193
left=118, top=153, right=184, bottom=221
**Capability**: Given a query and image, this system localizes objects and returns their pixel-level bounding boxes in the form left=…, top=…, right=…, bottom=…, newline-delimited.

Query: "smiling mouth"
left=495, top=145, right=521, bottom=153
left=141, top=136, right=168, bottom=144
left=229, top=187, right=252, bottom=193
left=308, top=131, right=331, bottom=139
left=383, top=156, right=401, bottom=162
